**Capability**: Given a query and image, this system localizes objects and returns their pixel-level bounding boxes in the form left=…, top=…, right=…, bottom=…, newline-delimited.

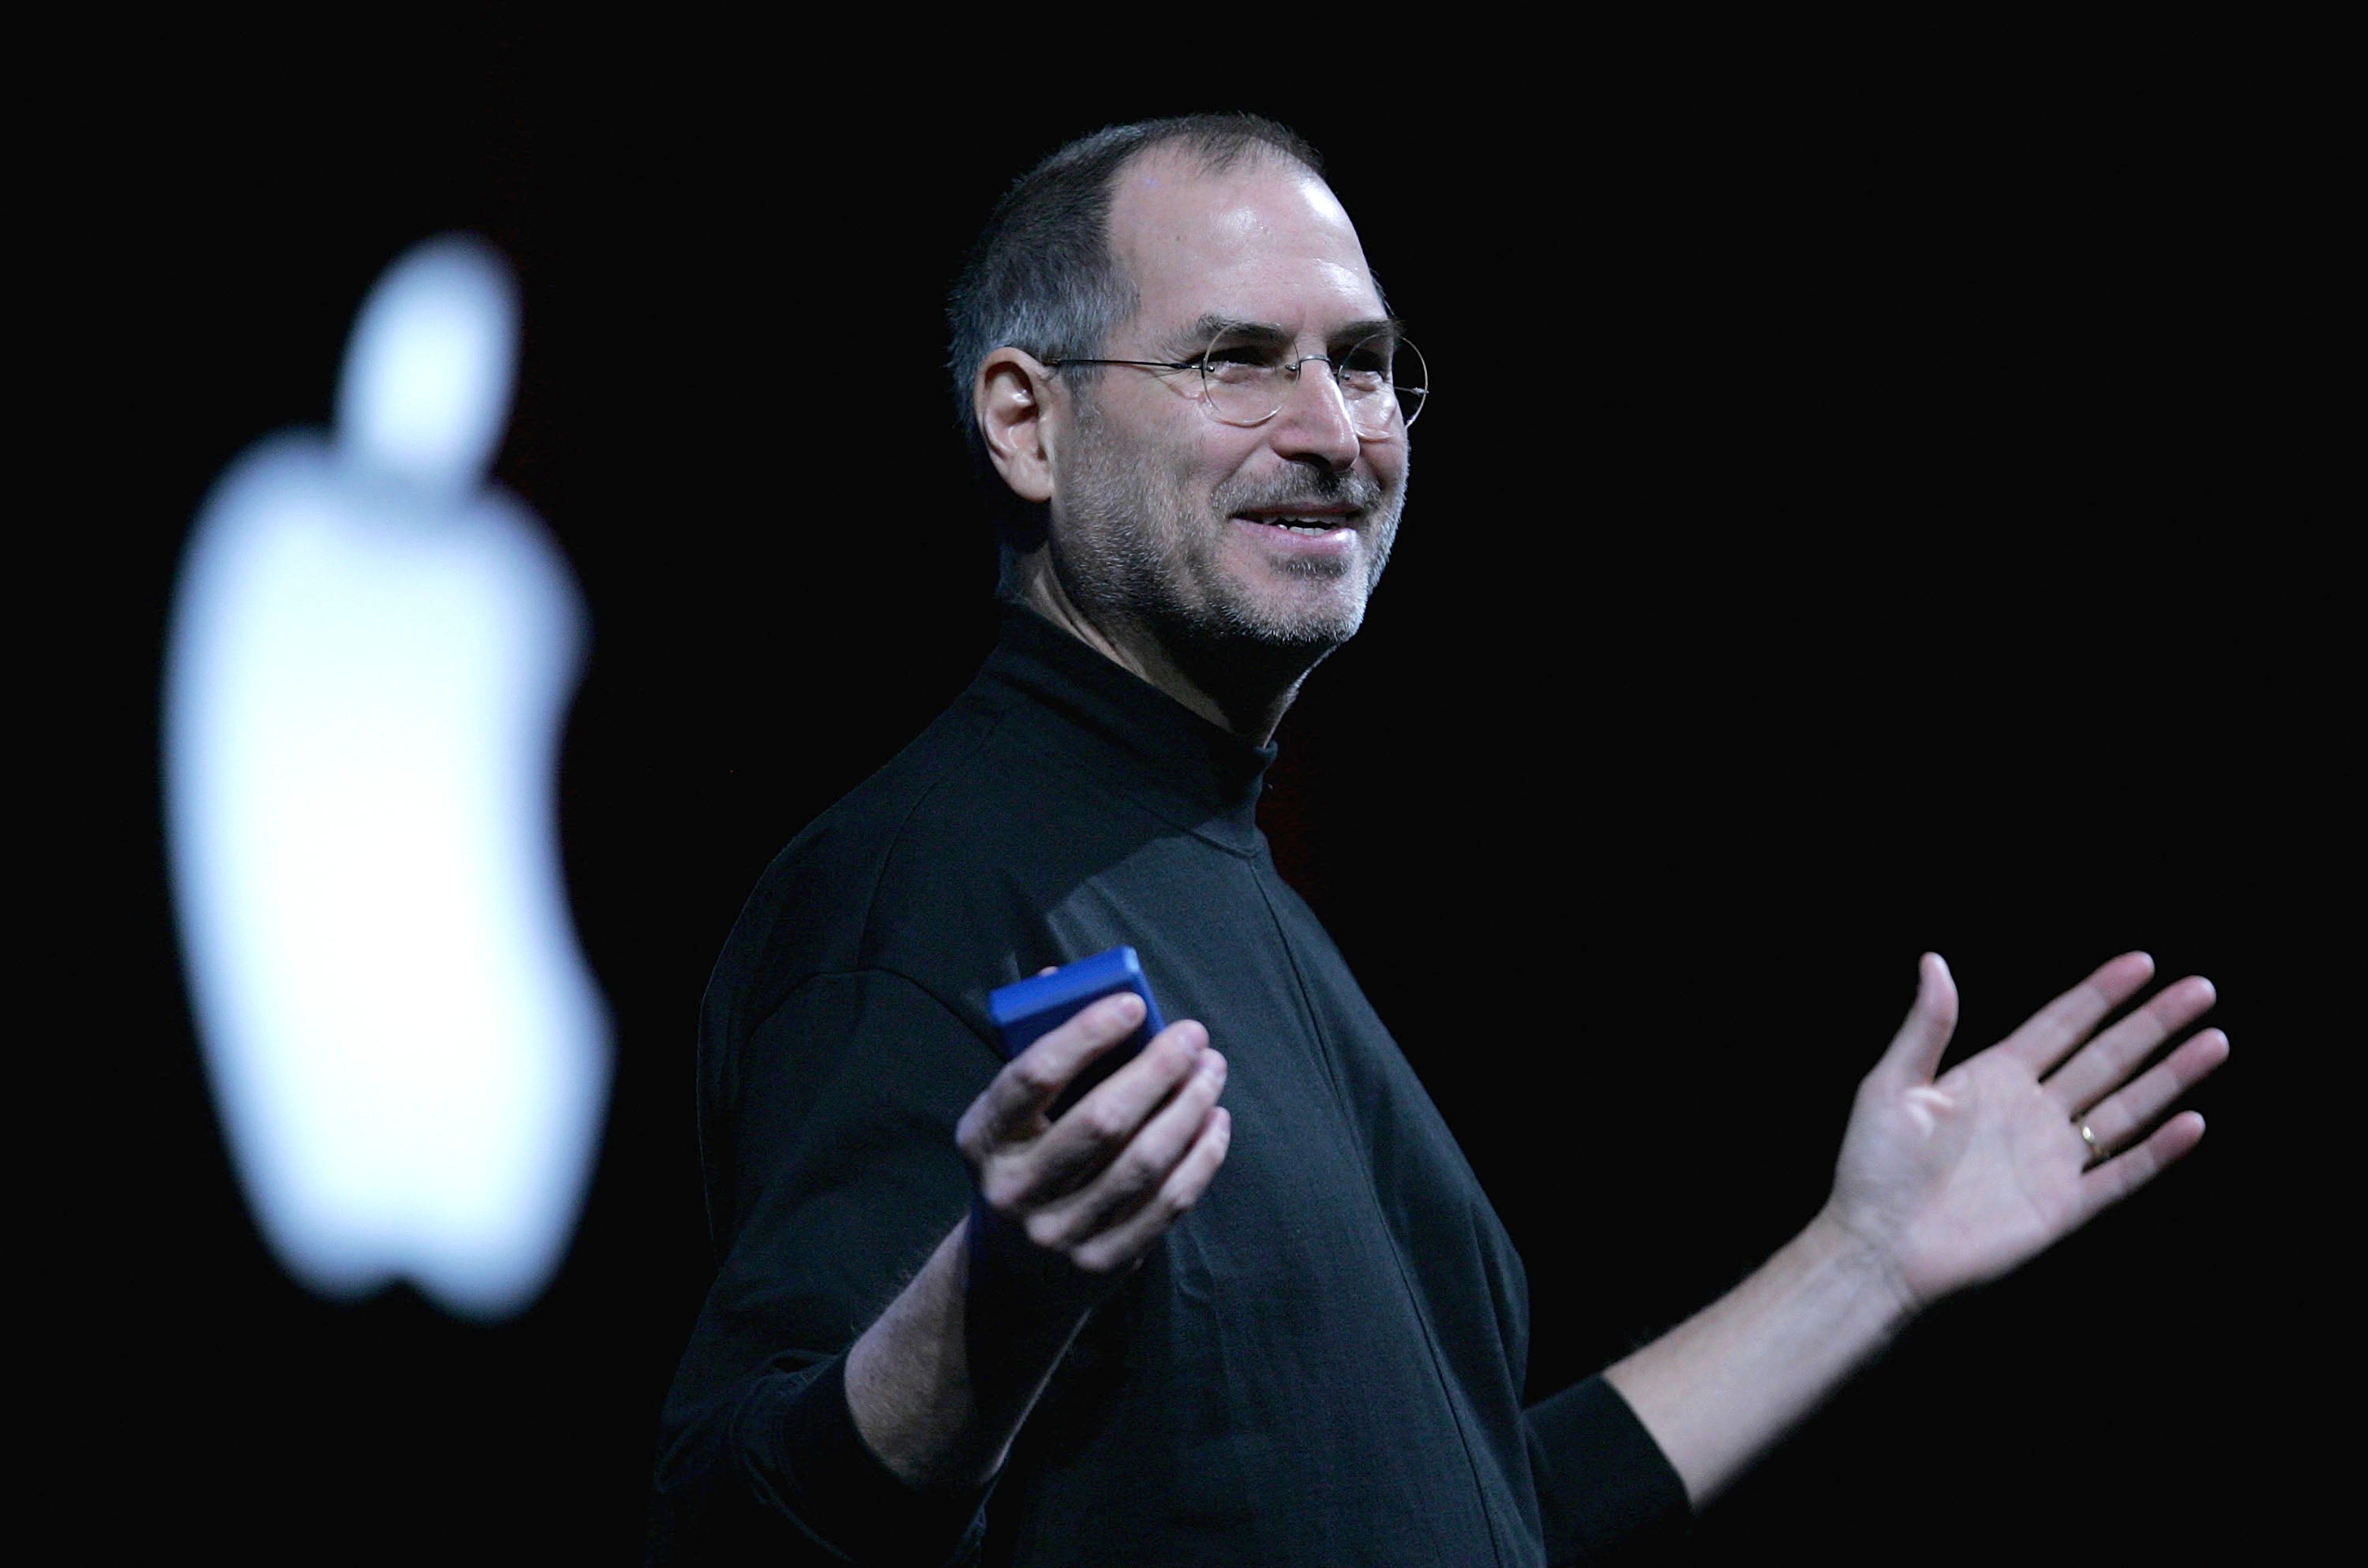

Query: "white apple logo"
left=164, top=235, right=610, bottom=1320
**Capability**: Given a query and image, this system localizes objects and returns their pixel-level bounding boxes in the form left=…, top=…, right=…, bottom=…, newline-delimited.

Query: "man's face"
left=1046, top=150, right=1409, bottom=659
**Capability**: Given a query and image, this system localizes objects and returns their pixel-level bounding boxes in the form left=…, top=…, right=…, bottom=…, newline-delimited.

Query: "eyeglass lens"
left=1200, top=335, right=1427, bottom=436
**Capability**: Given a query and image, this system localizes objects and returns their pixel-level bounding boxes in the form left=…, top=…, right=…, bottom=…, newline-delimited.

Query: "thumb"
left=1872, top=952, right=1958, bottom=1088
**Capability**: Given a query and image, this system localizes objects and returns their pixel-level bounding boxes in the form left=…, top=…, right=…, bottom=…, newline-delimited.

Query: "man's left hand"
left=1825, top=951, right=2229, bottom=1316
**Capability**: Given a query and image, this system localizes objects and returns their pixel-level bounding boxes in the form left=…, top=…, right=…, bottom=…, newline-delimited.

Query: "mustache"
left=1216, top=467, right=1388, bottom=517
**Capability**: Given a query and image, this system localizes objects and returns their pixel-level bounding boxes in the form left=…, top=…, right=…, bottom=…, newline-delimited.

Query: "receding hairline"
left=1113, top=118, right=1327, bottom=185
left=1092, top=140, right=1380, bottom=346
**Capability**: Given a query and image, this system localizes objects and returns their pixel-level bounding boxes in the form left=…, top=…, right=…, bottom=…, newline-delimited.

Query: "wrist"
left=1802, top=1203, right=1923, bottom=1335
left=964, top=1192, right=1122, bottom=1333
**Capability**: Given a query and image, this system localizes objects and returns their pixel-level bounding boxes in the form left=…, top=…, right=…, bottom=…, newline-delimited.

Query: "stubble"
left=1051, top=388, right=1406, bottom=667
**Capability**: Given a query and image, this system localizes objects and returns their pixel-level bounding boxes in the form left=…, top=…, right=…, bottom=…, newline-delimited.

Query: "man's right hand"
left=958, top=991, right=1231, bottom=1288
left=845, top=991, right=1229, bottom=1491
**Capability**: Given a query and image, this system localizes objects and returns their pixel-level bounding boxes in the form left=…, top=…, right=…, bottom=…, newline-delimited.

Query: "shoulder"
left=703, top=677, right=1090, bottom=1048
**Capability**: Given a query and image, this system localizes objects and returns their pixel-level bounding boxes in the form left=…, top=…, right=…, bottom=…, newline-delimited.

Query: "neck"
left=1016, top=561, right=1322, bottom=747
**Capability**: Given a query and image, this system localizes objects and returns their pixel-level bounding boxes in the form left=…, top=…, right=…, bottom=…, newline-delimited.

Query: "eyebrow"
left=1160, top=313, right=1406, bottom=358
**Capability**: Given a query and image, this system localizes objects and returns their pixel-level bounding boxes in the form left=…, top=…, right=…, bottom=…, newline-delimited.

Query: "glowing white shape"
left=337, top=237, right=519, bottom=488
left=165, top=236, right=609, bottom=1319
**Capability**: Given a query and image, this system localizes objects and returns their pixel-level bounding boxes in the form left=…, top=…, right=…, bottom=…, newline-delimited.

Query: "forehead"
left=1105, top=148, right=1384, bottom=342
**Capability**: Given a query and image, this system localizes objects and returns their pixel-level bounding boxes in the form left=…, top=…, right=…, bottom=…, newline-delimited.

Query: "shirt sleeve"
left=649, top=968, right=1003, bottom=1565
left=1525, top=1375, right=1692, bottom=1564
left=649, top=1352, right=992, bottom=1565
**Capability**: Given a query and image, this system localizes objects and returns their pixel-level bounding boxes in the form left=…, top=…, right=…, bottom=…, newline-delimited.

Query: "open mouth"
left=1237, top=511, right=1355, bottom=536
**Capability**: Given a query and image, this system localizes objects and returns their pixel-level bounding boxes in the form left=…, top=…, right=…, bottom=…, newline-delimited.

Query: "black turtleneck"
left=649, top=608, right=1686, bottom=1565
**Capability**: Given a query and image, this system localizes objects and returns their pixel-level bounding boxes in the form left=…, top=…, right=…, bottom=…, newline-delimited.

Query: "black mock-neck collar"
left=978, top=604, right=1276, bottom=855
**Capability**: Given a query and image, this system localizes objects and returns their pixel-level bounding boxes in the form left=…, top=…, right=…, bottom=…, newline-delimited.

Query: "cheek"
left=1196, top=451, right=1274, bottom=516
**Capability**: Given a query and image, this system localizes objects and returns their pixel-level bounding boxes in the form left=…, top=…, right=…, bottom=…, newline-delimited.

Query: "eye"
left=1335, top=339, right=1395, bottom=393
left=1204, top=342, right=1273, bottom=367
left=1201, top=339, right=1280, bottom=387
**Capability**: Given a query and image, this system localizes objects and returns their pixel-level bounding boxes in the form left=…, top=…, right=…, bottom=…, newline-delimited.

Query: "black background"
left=77, top=27, right=2332, bottom=1564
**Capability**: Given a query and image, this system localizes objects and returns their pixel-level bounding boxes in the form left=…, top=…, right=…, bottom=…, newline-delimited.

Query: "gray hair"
left=946, top=114, right=1328, bottom=552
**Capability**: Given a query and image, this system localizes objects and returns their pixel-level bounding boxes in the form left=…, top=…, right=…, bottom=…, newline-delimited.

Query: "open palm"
left=1827, top=952, right=2227, bottom=1312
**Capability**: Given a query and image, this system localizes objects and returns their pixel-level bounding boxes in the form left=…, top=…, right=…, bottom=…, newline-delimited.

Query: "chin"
left=1217, top=583, right=1370, bottom=652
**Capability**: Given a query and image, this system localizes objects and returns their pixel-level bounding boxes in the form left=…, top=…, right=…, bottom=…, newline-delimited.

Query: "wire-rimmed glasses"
left=1044, top=328, right=1428, bottom=439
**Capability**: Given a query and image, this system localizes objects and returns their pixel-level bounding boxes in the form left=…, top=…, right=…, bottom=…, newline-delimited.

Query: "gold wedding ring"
left=2077, top=1120, right=2105, bottom=1168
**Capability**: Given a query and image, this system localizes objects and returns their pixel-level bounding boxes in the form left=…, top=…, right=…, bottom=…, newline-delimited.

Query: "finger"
left=2074, top=1110, right=2209, bottom=1222
left=1071, top=1106, right=1233, bottom=1275
left=1997, top=952, right=2156, bottom=1073
left=2044, top=975, right=2217, bottom=1113
left=972, top=1020, right=1205, bottom=1214
left=1032, top=1047, right=1227, bottom=1248
left=1023, top=1020, right=1209, bottom=1194
left=2074, top=1029, right=2229, bottom=1156
left=969, top=992, right=1148, bottom=1144
left=1869, top=953, right=1959, bottom=1090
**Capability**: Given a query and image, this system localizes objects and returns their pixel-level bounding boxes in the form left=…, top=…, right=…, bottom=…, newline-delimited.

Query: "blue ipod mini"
left=988, top=946, right=1168, bottom=1113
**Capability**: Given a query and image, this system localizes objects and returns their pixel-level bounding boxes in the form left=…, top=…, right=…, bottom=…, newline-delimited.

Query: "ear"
left=975, top=348, right=1062, bottom=504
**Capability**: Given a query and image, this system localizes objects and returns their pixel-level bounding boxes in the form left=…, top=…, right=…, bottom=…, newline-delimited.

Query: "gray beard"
left=1053, top=419, right=1404, bottom=675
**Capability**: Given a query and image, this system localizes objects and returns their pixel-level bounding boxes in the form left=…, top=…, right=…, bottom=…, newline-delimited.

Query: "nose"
left=1268, top=358, right=1363, bottom=473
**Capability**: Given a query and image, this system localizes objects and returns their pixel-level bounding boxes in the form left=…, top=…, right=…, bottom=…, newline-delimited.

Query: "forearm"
left=843, top=1211, right=1093, bottom=1490
left=1602, top=1206, right=1915, bottom=1507
left=846, top=996, right=1227, bottom=1491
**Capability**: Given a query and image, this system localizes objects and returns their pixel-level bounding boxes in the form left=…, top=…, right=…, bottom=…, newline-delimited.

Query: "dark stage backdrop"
left=88, top=39, right=2325, bottom=1564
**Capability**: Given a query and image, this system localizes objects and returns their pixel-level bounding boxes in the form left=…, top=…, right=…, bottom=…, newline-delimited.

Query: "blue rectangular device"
left=988, top=946, right=1167, bottom=1114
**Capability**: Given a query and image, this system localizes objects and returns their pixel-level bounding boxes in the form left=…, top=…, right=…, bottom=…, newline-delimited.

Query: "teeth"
left=1257, top=516, right=1339, bottom=534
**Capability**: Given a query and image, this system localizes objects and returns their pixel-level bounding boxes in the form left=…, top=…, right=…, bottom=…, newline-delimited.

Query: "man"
left=649, top=115, right=2227, bottom=1563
